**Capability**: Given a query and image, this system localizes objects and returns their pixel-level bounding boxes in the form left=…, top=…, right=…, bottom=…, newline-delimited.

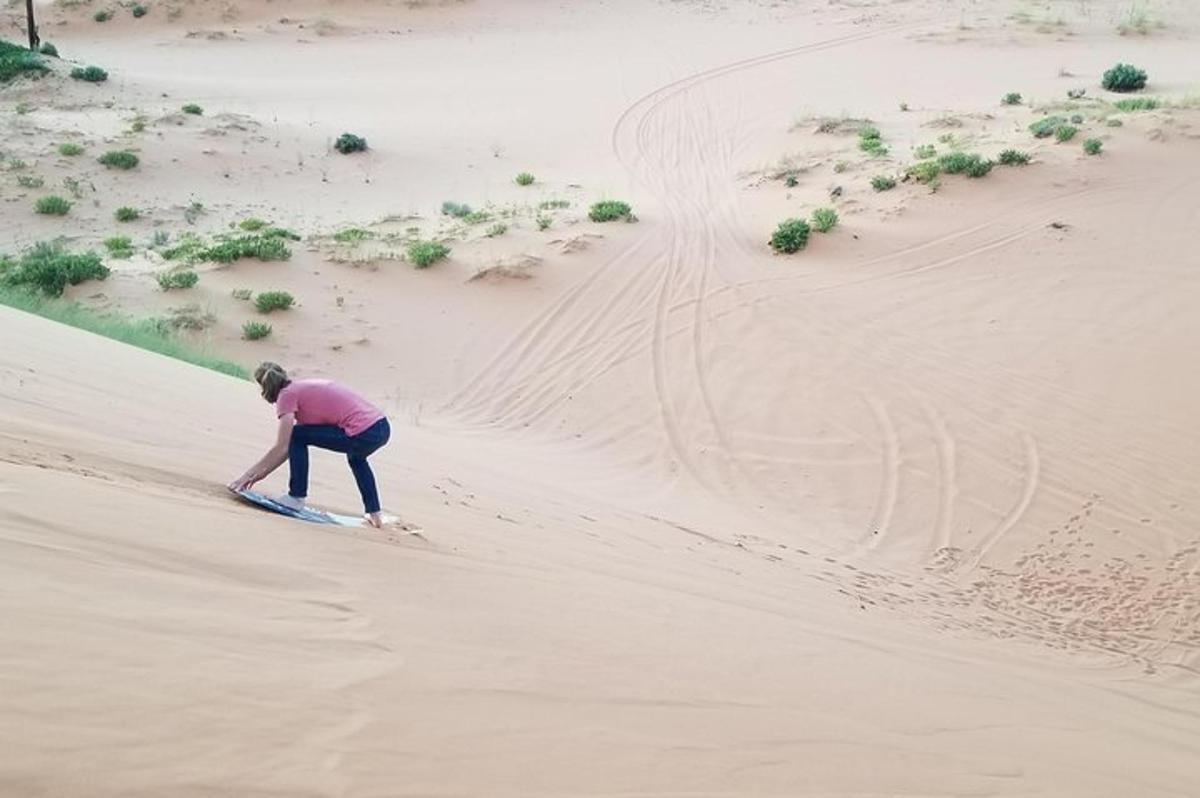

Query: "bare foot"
left=366, top=512, right=383, bottom=528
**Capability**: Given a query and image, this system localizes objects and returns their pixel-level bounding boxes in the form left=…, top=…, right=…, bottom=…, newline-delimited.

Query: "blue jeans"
left=288, top=418, right=390, bottom=513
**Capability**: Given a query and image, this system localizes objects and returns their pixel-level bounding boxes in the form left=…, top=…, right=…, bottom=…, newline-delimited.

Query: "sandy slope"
left=3, top=0, right=1200, bottom=795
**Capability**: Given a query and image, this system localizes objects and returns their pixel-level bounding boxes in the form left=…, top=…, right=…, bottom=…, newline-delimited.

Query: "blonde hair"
left=254, top=362, right=290, bottom=404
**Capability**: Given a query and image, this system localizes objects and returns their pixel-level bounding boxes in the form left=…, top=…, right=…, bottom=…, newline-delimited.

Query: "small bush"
left=997, top=149, right=1031, bottom=166
left=769, top=218, right=811, bottom=253
left=111, top=206, right=139, bottom=222
left=1113, top=97, right=1159, bottom=111
left=810, top=207, right=838, bottom=233
left=1055, top=125, right=1078, bottom=142
left=157, top=269, right=199, bottom=290
left=1106, top=118, right=1124, bottom=127
left=17, top=175, right=44, bottom=189
left=333, top=227, right=372, bottom=243
left=334, top=132, right=368, bottom=154
left=441, top=200, right=472, bottom=218
left=1070, top=114, right=1084, bottom=124
left=906, top=160, right=941, bottom=187
left=239, top=217, right=267, bottom=231
left=242, top=321, right=271, bottom=340
left=202, top=234, right=291, bottom=263
left=1068, top=88, right=1087, bottom=99
left=181, top=103, right=204, bottom=115
left=537, top=215, right=552, bottom=231
left=39, top=42, right=58, bottom=57
left=589, top=200, right=634, bottom=222
left=871, top=174, right=897, bottom=192
left=913, top=144, right=936, bottom=159
left=0, top=40, right=49, bottom=83
left=151, top=230, right=170, bottom=248
left=514, top=172, right=535, bottom=186
left=538, top=199, right=570, bottom=210
left=1, top=241, right=108, bottom=296
left=1102, top=62, right=1147, bottom=93
left=35, top=195, right=71, bottom=215
left=98, top=150, right=139, bottom=170
left=70, top=65, right=108, bottom=82
left=1083, top=137, right=1103, bottom=155
left=407, top=239, right=450, bottom=268
left=484, top=223, right=507, bottom=238
left=964, top=158, right=994, bottom=178
left=938, top=152, right=990, bottom=175
left=231, top=288, right=252, bottom=300
left=858, top=125, right=887, bottom=156
left=1029, top=115, right=1067, bottom=138
left=103, top=235, right=134, bottom=259
left=58, top=142, right=84, bottom=157
left=1002, top=92, right=1022, bottom=105
left=255, top=291, right=294, bottom=313
left=94, top=9, right=112, bottom=22
left=784, top=174, right=798, bottom=188
left=131, top=4, right=148, bottom=17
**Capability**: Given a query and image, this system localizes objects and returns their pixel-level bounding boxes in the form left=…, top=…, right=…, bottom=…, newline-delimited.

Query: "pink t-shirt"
left=275, top=379, right=385, bottom=436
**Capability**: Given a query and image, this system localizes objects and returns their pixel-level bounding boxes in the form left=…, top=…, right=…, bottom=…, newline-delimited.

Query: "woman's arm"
left=229, top=414, right=295, bottom=491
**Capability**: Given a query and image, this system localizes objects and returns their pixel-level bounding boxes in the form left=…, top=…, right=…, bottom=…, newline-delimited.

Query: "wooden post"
left=26, top=0, right=40, bottom=50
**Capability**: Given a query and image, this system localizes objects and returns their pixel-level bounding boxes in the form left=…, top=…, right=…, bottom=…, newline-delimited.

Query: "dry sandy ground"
left=2, top=0, right=1200, bottom=795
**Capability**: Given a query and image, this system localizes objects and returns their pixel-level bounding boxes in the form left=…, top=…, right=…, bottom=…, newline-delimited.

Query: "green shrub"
left=769, top=218, right=811, bottom=253
left=255, top=291, right=294, bottom=313
left=784, top=174, right=798, bottom=187
left=157, top=269, right=199, bottom=290
left=131, top=4, right=148, bottom=17
left=1070, top=114, right=1084, bottom=124
left=1083, top=137, right=1103, bottom=155
left=441, top=200, right=472, bottom=218
left=39, top=42, right=58, bottom=57
left=514, top=172, right=535, bottom=186
left=1112, top=96, right=1159, bottom=111
left=1055, top=125, right=1078, bottom=142
left=98, top=150, right=139, bottom=170
left=103, top=235, right=134, bottom=259
left=537, top=215, right=552, bottom=230
left=17, top=175, right=44, bottom=189
left=913, top=144, right=936, bottom=159
left=484, top=222, right=507, bottom=238
left=58, top=142, right=84, bottom=156
left=906, top=160, right=941, bottom=187
left=201, top=234, right=291, bottom=263
left=1102, top=62, right=1147, bottom=92
left=70, top=65, right=108, bottom=82
left=938, top=152, right=984, bottom=175
left=239, top=217, right=267, bottom=231
left=1029, top=115, right=1067, bottom=138
left=871, top=174, right=897, bottom=192
left=858, top=125, right=887, bottom=156
left=262, top=226, right=300, bottom=241
left=181, top=103, right=204, bottom=115
left=1068, top=88, right=1087, bottom=99
left=589, top=200, right=634, bottom=222
left=94, top=9, right=112, bottom=22
left=1002, top=92, right=1022, bottom=105
left=113, top=206, right=139, bottom=222
left=35, top=195, right=71, bottom=215
left=0, top=41, right=48, bottom=83
left=231, top=288, right=252, bottom=300
left=811, top=207, right=838, bottom=233
left=997, top=149, right=1031, bottom=165
left=964, top=158, right=994, bottom=178
left=538, top=199, right=570, bottom=210
left=334, top=132, right=367, bottom=154
left=407, top=239, right=450, bottom=268
left=1, top=241, right=108, bottom=296
left=161, top=233, right=205, bottom=262
left=333, top=227, right=372, bottom=243
left=242, top=321, right=271, bottom=340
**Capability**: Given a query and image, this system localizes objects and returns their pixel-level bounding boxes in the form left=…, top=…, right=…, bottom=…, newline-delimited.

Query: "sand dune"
left=2, top=0, right=1200, bottom=795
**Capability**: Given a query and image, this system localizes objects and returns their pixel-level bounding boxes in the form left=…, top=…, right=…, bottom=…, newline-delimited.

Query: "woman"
left=230, top=363, right=391, bottom=528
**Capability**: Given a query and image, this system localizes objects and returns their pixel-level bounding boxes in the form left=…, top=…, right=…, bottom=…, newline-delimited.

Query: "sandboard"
left=232, top=488, right=366, bottom=527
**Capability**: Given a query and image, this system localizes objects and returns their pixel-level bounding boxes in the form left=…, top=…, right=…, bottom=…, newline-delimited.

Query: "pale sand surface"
left=2, top=0, right=1200, bottom=795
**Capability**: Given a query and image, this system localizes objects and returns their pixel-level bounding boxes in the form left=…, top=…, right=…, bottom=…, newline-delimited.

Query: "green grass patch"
left=1002, top=92, right=1022, bottom=105
left=103, top=235, right=134, bottom=259
left=997, top=149, right=1031, bottom=165
left=1029, top=115, right=1068, bottom=138
left=70, top=65, right=108, bottom=83
left=58, top=142, right=84, bottom=157
left=93, top=9, right=112, bottom=22
left=115, top=206, right=140, bottom=222
left=239, top=217, right=267, bottom=231
left=1112, top=96, right=1159, bottom=111
left=18, top=175, right=44, bottom=189
left=913, top=144, right=937, bottom=160
left=99, top=150, right=139, bottom=170
left=811, top=207, right=838, bottom=233
left=858, top=124, right=888, bottom=156
left=1055, top=125, right=1078, bottom=142
left=441, top=200, right=472, bottom=218
left=181, top=103, right=204, bottom=115
left=35, top=195, right=72, bottom=215
left=407, top=240, right=450, bottom=268
left=906, top=160, right=941, bottom=187
left=538, top=199, right=570, bottom=210
left=589, top=200, right=634, bottom=222
left=484, top=222, right=507, bottom=238
left=1, top=241, right=108, bottom=296
left=871, top=174, right=897, bottom=192
left=0, top=40, right=49, bottom=83
left=255, top=291, right=294, bottom=313
left=242, top=321, right=271, bottom=341
left=334, top=132, right=367, bottom=154
left=1083, top=137, right=1103, bottom=155
left=333, top=227, right=373, bottom=243
left=769, top=218, right=811, bottom=253
left=202, top=234, right=292, bottom=264
left=515, top=172, right=535, bottom=186
left=157, top=269, right=199, bottom=290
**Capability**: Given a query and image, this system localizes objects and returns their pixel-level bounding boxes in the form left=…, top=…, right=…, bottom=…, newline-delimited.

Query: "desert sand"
left=2, top=0, right=1199, bottom=795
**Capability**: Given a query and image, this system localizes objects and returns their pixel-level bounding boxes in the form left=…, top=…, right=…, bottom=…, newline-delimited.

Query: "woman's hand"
left=229, top=472, right=258, bottom=492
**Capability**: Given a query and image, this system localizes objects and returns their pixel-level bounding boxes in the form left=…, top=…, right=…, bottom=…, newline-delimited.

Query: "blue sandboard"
left=232, top=488, right=360, bottom=526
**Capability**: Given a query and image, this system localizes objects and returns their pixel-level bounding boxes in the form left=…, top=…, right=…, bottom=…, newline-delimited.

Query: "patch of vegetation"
left=871, top=174, right=897, bottom=192
left=0, top=284, right=246, bottom=378
left=0, top=40, right=49, bottom=83
left=1112, top=96, right=1159, bottom=111
left=93, top=9, right=112, bottom=22
left=1117, top=4, right=1155, bottom=35
left=811, top=207, right=838, bottom=233
left=202, top=234, right=292, bottom=263
left=0, top=241, right=108, bottom=296
left=1055, top=125, right=1078, bottom=142
left=184, top=200, right=205, bottom=225
left=1102, top=62, right=1147, bottom=93
left=35, top=195, right=72, bottom=215
left=39, top=42, right=58, bottom=57
left=833, top=160, right=849, bottom=174
left=538, top=199, right=570, bottom=210
left=1029, top=115, right=1070, bottom=138
left=514, top=172, right=535, bottom=186
left=111, top=206, right=139, bottom=223
left=1083, top=137, right=1103, bottom=155
left=160, top=233, right=205, bottom=262
left=913, top=144, right=937, bottom=160
left=181, top=103, right=204, bottom=115
left=333, top=227, right=373, bottom=243
left=70, top=65, right=108, bottom=82
left=239, top=217, right=267, bottom=231
left=769, top=218, right=811, bottom=253
left=255, top=291, right=294, bottom=313
left=537, top=215, right=552, bottom=231
left=334, top=132, right=368, bottom=154
left=858, top=125, right=888, bottom=156
left=242, top=321, right=271, bottom=341
left=1106, top=118, right=1124, bottom=127
left=462, top=210, right=491, bottom=225
left=131, top=3, right=148, bottom=17
left=407, top=239, right=450, bottom=268
left=157, top=269, right=199, bottom=290
left=939, top=152, right=984, bottom=175
left=1067, top=88, right=1087, bottom=99
left=589, top=200, right=634, bottom=222
left=441, top=200, right=472, bottom=218
left=231, top=288, right=252, bottom=301
left=484, top=223, right=507, bottom=238
left=906, top=160, right=941, bottom=188
left=103, top=235, right=134, bottom=259
left=58, top=142, right=84, bottom=157
left=784, top=174, right=798, bottom=188
left=1070, top=114, right=1084, bottom=125
left=997, top=149, right=1031, bottom=166
left=17, top=175, right=44, bottom=189
left=98, top=150, right=139, bottom=170
left=1002, top=92, right=1022, bottom=105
